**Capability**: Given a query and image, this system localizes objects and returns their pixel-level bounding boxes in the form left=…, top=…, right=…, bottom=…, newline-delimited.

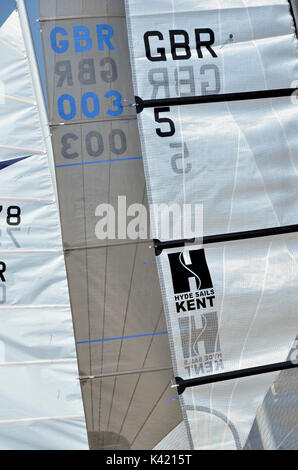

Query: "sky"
left=0, top=0, right=47, bottom=101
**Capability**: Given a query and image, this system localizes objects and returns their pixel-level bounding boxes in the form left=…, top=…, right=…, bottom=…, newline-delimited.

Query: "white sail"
left=0, top=5, right=88, bottom=449
left=125, top=0, right=298, bottom=449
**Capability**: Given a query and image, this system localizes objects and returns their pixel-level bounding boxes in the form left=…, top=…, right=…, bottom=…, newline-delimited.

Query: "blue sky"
left=0, top=0, right=46, bottom=100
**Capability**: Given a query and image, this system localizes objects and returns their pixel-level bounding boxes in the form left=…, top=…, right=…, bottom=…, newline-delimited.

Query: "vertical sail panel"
left=125, top=0, right=298, bottom=449
left=0, top=10, right=87, bottom=449
left=137, top=98, right=298, bottom=237
left=39, top=0, right=182, bottom=449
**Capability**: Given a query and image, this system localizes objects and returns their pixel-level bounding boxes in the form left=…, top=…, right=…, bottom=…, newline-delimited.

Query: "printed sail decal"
left=39, top=0, right=182, bottom=449
left=125, top=0, right=298, bottom=449
left=0, top=7, right=88, bottom=449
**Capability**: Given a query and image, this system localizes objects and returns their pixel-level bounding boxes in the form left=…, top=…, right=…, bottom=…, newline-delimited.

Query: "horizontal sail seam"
left=0, top=415, right=85, bottom=425
left=0, top=94, right=36, bottom=106
left=0, top=37, right=25, bottom=57
left=50, top=115, right=137, bottom=127
left=0, top=249, right=63, bottom=254
left=55, top=156, right=142, bottom=168
left=0, top=145, right=45, bottom=155
left=0, top=197, right=55, bottom=203
left=76, top=331, right=168, bottom=345
left=0, top=305, right=71, bottom=310
left=78, top=366, right=173, bottom=380
left=63, top=239, right=152, bottom=252
left=39, top=15, right=125, bottom=22
left=0, top=359, right=77, bottom=367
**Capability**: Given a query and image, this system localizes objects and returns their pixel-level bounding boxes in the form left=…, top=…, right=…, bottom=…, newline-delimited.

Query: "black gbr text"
left=144, top=28, right=217, bottom=61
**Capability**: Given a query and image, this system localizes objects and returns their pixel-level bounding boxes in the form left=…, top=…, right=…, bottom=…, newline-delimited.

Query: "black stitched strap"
left=136, top=88, right=297, bottom=113
left=176, top=360, right=298, bottom=395
left=154, top=224, right=298, bottom=255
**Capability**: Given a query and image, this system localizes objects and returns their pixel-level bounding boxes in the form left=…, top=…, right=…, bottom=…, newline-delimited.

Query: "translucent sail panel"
left=82, top=370, right=179, bottom=450
left=245, top=364, right=298, bottom=449
left=156, top=233, right=298, bottom=449
left=125, top=0, right=298, bottom=238
left=51, top=123, right=145, bottom=249
left=155, top=365, right=298, bottom=450
left=0, top=10, right=87, bottom=449
left=39, top=0, right=182, bottom=449
left=133, top=97, right=298, bottom=238
left=125, top=0, right=297, bottom=100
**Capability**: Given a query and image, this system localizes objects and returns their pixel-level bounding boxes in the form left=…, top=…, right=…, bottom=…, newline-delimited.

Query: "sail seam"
left=0, top=145, right=45, bottom=154
left=63, top=239, right=152, bottom=252
left=0, top=359, right=77, bottom=366
left=0, top=249, right=63, bottom=254
left=0, top=304, right=70, bottom=310
left=55, top=156, right=142, bottom=168
left=0, top=197, right=55, bottom=203
left=0, top=94, right=36, bottom=106
left=0, top=415, right=85, bottom=425
left=50, top=115, right=137, bottom=127
left=39, top=15, right=125, bottom=22
left=78, top=366, right=173, bottom=380
left=0, top=37, right=25, bottom=57
left=76, top=331, right=168, bottom=345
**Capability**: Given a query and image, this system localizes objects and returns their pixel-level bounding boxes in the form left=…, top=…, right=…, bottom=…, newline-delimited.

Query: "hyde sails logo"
left=168, top=249, right=224, bottom=376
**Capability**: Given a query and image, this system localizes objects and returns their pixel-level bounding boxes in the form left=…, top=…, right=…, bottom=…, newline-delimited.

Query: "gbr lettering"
left=144, top=28, right=217, bottom=61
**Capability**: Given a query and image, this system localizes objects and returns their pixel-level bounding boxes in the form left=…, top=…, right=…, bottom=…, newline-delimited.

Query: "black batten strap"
left=175, top=360, right=298, bottom=395
left=154, top=224, right=298, bottom=255
left=135, top=88, right=297, bottom=113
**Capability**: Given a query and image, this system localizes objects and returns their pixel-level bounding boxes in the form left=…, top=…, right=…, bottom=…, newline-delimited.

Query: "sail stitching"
left=130, top=380, right=171, bottom=447
left=0, top=415, right=85, bottom=424
left=117, top=308, right=165, bottom=439
left=0, top=37, right=25, bottom=57
left=55, top=156, right=142, bottom=168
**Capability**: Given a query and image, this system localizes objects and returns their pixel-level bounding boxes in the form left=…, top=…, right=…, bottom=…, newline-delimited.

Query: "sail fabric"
left=0, top=10, right=87, bottom=449
left=125, top=0, right=298, bottom=238
left=39, top=0, right=182, bottom=449
left=125, top=0, right=298, bottom=449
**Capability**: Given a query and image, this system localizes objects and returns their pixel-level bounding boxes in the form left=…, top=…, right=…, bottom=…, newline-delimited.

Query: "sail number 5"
left=154, top=107, right=175, bottom=137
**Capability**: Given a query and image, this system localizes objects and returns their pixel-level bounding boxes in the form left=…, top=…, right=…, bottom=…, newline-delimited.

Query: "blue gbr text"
left=50, top=24, right=124, bottom=121
left=58, top=91, right=123, bottom=120
left=50, top=24, right=115, bottom=53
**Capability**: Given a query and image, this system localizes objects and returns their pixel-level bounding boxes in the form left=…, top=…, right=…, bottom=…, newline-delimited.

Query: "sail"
left=0, top=5, right=88, bottom=449
left=39, top=0, right=182, bottom=449
left=125, top=0, right=298, bottom=449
